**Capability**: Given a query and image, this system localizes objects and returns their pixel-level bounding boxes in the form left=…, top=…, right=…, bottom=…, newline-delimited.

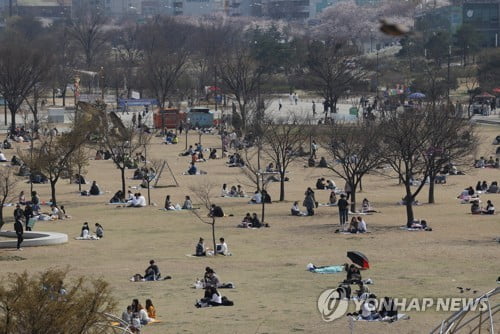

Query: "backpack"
left=221, top=296, right=234, bottom=306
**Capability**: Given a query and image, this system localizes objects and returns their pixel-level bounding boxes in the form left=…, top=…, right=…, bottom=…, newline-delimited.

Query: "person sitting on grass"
left=316, top=178, right=326, bottom=190
left=361, top=198, right=377, bottom=213
left=236, top=185, right=245, bottom=197
left=195, top=286, right=222, bottom=308
left=348, top=217, right=359, bottom=233
left=329, top=191, right=337, bottom=205
left=326, top=179, right=336, bottom=190
left=195, top=237, right=207, bottom=256
left=187, top=162, right=198, bottom=175
left=216, top=238, right=230, bottom=255
left=487, top=181, right=499, bottom=193
left=204, top=267, right=220, bottom=288
left=89, top=181, right=101, bottom=195
left=95, top=223, right=104, bottom=238
left=80, top=222, right=90, bottom=238
left=127, top=193, right=146, bottom=207
left=249, top=190, right=262, bottom=204
left=318, top=157, right=328, bottom=168
left=482, top=200, right=495, bottom=215
left=345, top=264, right=362, bottom=284
left=164, top=195, right=175, bottom=210
left=110, top=190, right=124, bottom=203
left=406, top=219, right=431, bottom=230
left=221, top=184, right=229, bottom=197
left=357, top=216, right=367, bottom=233
left=145, top=299, right=156, bottom=320
left=251, top=212, right=262, bottom=228
left=138, top=303, right=151, bottom=325
left=209, top=204, right=224, bottom=218
left=360, top=294, right=381, bottom=321
left=471, top=200, right=481, bottom=214
left=238, top=213, right=252, bottom=228
left=182, top=196, right=193, bottom=210
left=144, top=260, right=161, bottom=281
left=291, top=201, right=305, bottom=216
left=262, top=189, right=272, bottom=203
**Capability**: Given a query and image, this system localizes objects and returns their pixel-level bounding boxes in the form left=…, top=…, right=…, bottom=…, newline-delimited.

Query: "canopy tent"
left=408, top=92, right=426, bottom=99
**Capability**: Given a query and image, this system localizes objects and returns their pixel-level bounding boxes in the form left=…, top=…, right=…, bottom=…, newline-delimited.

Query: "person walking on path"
left=312, top=101, right=316, bottom=115
left=279, top=98, right=283, bottom=111
left=337, top=194, right=349, bottom=229
left=14, top=219, right=24, bottom=250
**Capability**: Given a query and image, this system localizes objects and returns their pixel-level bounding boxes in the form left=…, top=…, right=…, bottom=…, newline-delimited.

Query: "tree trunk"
left=279, top=171, right=285, bottom=201
left=50, top=180, right=57, bottom=205
left=0, top=207, right=4, bottom=230
left=404, top=184, right=414, bottom=223
left=10, top=108, right=16, bottom=133
left=350, top=188, right=356, bottom=213
left=428, top=175, right=435, bottom=204
left=120, top=167, right=126, bottom=195
left=211, top=217, right=216, bottom=256
left=261, top=199, right=265, bottom=224
left=147, top=181, right=151, bottom=205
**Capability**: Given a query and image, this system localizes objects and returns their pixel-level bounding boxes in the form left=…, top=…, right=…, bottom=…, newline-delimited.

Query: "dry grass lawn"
left=0, top=124, right=499, bottom=334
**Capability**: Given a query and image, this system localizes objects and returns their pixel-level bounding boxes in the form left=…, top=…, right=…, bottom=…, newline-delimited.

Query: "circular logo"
left=317, top=288, right=349, bottom=322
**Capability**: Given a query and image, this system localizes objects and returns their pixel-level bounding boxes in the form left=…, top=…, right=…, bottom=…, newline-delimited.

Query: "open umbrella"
left=408, top=92, right=426, bottom=99
left=492, top=88, right=500, bottom=94
left=347, top=251, right=370, bottom=269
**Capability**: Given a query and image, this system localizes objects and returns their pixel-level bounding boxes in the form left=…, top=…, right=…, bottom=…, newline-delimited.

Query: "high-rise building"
left=463, top=0, right=500, bottom=46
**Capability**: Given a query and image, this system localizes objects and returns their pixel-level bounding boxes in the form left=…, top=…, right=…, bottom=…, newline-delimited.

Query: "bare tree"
left=139, top=18, right=191, bottom=108
left=189, top=180, right=218, bottom=255
left=320, top=121, right=384, bottom=212
left=101, top=126, right=145, bottom=196
left=217, top=32, right=266, bottom=134
left=143, top=159, right=163, bottom=206
left=262, top=119, right=305, bottom=201
left=306, top=39, right=366, bottom=122
left=0, top=34, right=51, bottom=132
left=68, top=9, right=107, bottom=69
left=0, top=268, right=116, bottom=333
left=19, top=127, right=88, bottom=205
left=0, top=167, right=18, bottom=230
left=380, top=110, right=431, bottom=223
left=424, top=106, right=478, bottom=203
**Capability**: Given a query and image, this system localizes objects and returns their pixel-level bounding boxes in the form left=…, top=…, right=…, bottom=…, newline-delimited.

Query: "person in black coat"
left=209, top=204, right=224, bottom=218
left=24, top=204, right=34, bottom=231
left=14, top=219, right=23, bottom=250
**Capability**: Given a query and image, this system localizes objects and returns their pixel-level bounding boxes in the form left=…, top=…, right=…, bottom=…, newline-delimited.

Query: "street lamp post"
left=447, top=45, right=451, bottom=101
left=184, top=118, right=190, bottom=151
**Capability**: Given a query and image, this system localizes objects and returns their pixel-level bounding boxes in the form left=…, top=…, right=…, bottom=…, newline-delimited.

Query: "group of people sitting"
left=457, top=186, right=480, bottom=203
left=195, top=237, right=230, bottom=256
left=194, top=267, right=234, bottom=308
left=130, top=259, right=172, bottom=282
left=164, top=131, right=178, bottom=144
left=81, top=181, right=102, bottom=196
left=316, top=178, right=336, bottom=190
left=238, top=212, right=268, bottom=228
left=406, top=219, right=432, bottom=231
left=475, top=180, right=499, bottom=194
left=79, top=222, right=104, bottom=239
left=308, top=156, right=328, bottom=168
left=343, top=217, right=368, bottom=233
left=121, top=298, right=157, bottom=331
left=475, top=156, right=500, bottom=168
left=226, top=153, right=245, bottom=167
left=249, top=190, right=271, bottom=204
left=126, top=193, right=147, bottom=207
left=221, top=184, right=245, bottom=197
left=164, top=195, right=193, bottom=210
left=471, top=199, right=495, bottom=215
